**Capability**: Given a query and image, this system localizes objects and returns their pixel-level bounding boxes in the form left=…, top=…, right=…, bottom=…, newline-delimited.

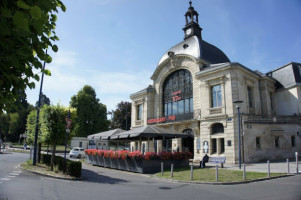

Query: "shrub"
left=66, top=161, right=81, bottom=178
left=172, top=152, right=183, bottom=160
left=97, top=150, right=105, bottom=156
left=144, top=152, right=159, bottom=160
left=182, top=151, right=193, bottom=159
left=129, top=151, right=143, bottom=160
left=41, top=154, right=82, bottom=177
left=158, top=151, right=172, bottom=160
left=118, top=150, right=129, bottom=160
left=42, top=154, right=52, bottom=166
left=54, top=156, right=65, bottom=171
left=104, top=150, right=112, bottom=158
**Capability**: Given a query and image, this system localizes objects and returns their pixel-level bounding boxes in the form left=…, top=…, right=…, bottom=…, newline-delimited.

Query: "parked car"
left=69, top=147, right=85, bottom=159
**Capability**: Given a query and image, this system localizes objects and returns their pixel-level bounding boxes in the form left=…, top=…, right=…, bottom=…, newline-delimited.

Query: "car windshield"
left=72, top=148, right=79, bottom=151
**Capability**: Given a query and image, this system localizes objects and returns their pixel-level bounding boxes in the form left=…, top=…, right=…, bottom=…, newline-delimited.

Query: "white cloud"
left=27, top=48, right=154, bottom=112
left=52, top=50, right=78, bottom=68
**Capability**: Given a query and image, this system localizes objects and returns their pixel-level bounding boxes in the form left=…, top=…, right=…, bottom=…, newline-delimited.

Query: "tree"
left=26, top=109, right=40, bottom=145
left=35, top=93, right=50, bottom=107
left=70, top=85, right=109, bottom=137
left=111, top=101, right=131, bottom=130
left=40, top=104, right=66, bottom=170
left=0, top=113, right=9, bottom=151
left=0, top=0, right=66, bottom=113
left=0, top=90, right=34, bottom=143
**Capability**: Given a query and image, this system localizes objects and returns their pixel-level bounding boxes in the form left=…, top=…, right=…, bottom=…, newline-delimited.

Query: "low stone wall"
left=86, top=154, right=189, bottom=173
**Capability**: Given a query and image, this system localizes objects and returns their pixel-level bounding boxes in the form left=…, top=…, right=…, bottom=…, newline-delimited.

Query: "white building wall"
left=275, top=87, right=301, bottom=116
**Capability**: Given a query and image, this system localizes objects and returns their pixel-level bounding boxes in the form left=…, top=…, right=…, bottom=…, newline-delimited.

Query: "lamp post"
left=64, top=110, right=71, bottom=174
left=233, top=100, right=243, bottom=169
left=33, top=50, right=47, bottom=166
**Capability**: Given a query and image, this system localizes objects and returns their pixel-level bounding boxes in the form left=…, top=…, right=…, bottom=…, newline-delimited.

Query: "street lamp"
left=233, top=100, right=243, bottom=169
left=33, top=50, right=47, bottom=166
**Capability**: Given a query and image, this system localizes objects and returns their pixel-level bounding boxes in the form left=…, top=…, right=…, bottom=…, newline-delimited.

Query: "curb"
left=19, top=164, right=84, bottom=181
left=152, top=174, right=296, bottom=185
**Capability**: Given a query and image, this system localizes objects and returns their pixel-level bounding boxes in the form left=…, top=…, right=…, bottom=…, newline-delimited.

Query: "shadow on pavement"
left=81, top=168, right=128, bottom=184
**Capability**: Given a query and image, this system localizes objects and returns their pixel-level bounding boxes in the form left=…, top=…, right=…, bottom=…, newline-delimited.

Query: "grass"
left=155, top=166, right=285, bottom=182
left=10, top=144, right=71, bottom=151
left=21, top=159, right=72, bottom=178
left=41, top=145, right=71, bottom=151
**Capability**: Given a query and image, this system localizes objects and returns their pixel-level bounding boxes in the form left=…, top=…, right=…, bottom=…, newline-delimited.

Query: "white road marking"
left=10, top=173, right=19, bottom=176
left=0, top=178, right=10, bottom=181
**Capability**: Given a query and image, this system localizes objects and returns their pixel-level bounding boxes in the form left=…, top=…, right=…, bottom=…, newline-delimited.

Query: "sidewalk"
left=205, top=161, right=300, bottom=174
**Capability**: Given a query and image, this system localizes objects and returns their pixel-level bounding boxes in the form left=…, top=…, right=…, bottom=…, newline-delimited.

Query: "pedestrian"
left=200, top=154, right=209, bottom=168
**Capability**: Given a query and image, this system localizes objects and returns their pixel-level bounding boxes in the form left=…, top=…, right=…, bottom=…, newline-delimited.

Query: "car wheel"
left=78, top=154, right=81, bottom=159
left=70, top=155, right=72, bottom=158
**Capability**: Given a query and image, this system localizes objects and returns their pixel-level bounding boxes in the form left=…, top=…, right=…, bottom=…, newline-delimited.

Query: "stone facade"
left=129, top=3, right=301, bottom=164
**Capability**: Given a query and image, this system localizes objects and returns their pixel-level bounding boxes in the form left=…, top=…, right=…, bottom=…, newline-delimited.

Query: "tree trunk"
left=47, top=144, right=49, bottom=155
left=50, top=143, right=56, bottom=171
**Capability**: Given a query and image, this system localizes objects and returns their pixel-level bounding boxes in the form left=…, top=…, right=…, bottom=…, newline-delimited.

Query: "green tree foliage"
left=111, top=101, right=131, bottom=130
left=40, top=104, right=67, bottom=170
left=0, top=90, right=34, bottom=143
left=35, top=93, right=50, bottom=107
left=26, top=109, right=39, bottom=145
left=0, top=114, right=9, bottom=142
left=70, top=85, right=109, bottom=137
left=0, top=0, right=66, bottom=113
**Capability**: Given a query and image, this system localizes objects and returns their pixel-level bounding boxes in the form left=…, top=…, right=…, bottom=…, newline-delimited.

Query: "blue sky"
left=26, top=0, right=301, bottom=113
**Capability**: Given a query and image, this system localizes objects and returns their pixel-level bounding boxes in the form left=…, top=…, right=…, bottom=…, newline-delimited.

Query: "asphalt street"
left=0, top=152, right=301, bottom=200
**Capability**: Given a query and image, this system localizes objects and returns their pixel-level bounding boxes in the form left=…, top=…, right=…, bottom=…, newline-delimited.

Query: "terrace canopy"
left=110, top=125, right=190, bottom=140
left=87, top=128, right=125, bottom=140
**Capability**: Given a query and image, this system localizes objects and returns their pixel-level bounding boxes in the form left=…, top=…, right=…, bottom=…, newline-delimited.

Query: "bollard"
left=190, top=165, right=193, bottom=180
left=243, top=163, right=246, bottom=181
left=161, top=162, right=164, bottom=176
left=171, top=164, right=174, bottom=178
left=287, top=158, right=290, bottom=174
left=267, top=160, right=270, bottom=177
left=216, top=165, right=218, bottom=182
left=296, top=152, right=299, bottom=174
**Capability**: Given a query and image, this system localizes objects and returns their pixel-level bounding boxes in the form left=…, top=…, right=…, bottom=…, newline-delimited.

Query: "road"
left=0, top=152, right=301, bottom=200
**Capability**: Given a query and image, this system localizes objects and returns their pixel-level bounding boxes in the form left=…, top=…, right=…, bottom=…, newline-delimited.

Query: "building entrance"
left=182, top=129, right=194, bottom=155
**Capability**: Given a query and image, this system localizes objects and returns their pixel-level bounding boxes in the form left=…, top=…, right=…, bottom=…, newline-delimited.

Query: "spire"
left=185, top=1, right=199, bottom=25
left=183, top=1, right=202, bottom=40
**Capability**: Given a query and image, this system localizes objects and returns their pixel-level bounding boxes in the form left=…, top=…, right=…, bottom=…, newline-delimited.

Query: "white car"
left=69, top=147, right=85, bottom=159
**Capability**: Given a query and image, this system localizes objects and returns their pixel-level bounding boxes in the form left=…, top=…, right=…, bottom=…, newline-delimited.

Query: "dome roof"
left=158, top=35, right=230, bottom=66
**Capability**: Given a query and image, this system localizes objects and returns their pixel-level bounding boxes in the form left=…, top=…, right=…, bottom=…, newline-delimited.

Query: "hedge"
left=41, top=154, right=82, bottom=178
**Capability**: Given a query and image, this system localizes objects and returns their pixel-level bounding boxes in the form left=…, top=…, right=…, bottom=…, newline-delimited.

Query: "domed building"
left=130, top=2, right=301, bottom=164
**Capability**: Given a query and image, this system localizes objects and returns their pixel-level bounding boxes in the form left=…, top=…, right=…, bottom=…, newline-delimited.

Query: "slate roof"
left=158, top=35, right=230, bottom=66
left=87, top=129, right=125, bottom=140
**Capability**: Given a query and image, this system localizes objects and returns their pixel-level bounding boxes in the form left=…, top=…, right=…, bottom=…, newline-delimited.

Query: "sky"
left=26, top=0, right=301, bottom=113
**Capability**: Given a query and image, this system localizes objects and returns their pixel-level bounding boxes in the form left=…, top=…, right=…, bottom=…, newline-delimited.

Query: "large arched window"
left=163, top=69, right=193, bottom=119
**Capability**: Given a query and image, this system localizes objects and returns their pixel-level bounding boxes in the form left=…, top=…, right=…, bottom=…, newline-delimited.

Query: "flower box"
left=85, top=154, right=189, bottom=174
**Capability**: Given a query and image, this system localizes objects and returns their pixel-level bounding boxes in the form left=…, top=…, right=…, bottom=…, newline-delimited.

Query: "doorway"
left=182, top=129, right=194, bottom=155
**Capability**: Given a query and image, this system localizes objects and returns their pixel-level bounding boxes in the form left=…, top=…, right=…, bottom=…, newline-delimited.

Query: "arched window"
left=211, top=123, right=224, bottom=134
left=163, top=69, right=193, bottom=118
